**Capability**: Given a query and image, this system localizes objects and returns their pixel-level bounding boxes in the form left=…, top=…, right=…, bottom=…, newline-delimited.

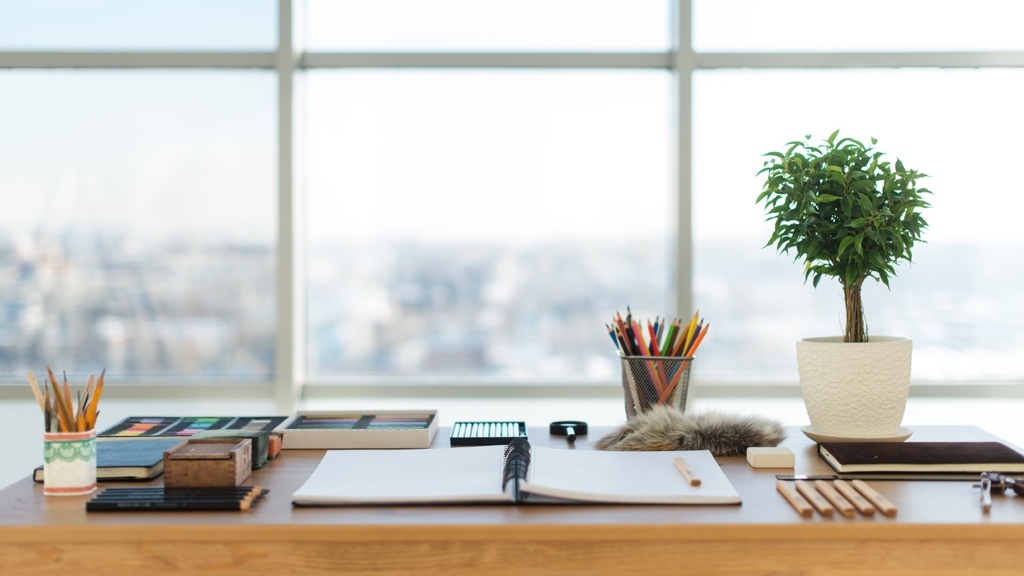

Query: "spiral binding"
left=502, top=438, right=532, bottom=501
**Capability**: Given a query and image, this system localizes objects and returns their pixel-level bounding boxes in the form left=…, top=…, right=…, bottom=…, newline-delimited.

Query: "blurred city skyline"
left=2, top=231, right=1019, bottom=384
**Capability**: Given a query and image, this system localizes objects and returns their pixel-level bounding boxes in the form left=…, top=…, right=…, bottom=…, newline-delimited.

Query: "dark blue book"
left=33, top=438, right=187, bottom=482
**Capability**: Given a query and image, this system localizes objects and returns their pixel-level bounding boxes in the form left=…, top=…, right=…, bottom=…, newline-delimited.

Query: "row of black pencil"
left=86, top=486, right=269, bottom=511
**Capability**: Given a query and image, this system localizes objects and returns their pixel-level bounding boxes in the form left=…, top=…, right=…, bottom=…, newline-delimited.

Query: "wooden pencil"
left=795, top=480, right=835, bottom=517
left=851, top=480, right=898, bottom=517
left=27, top=372, right=46, bottom=414
left=833, top=479, right=876, bottom=516
left=776, top=480, right=814, bottom=517
left=814, top=479, right=856, bottom=517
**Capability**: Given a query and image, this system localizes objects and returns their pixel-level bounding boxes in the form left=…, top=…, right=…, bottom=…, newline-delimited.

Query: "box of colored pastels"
left=99, top=416, right=288, bottom=438
left=449, top=421, right=527, bottom=446
left=276, top=410, right=439, bottom=449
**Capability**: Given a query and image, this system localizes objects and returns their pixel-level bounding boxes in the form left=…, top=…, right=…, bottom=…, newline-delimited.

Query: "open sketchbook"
left=292, top=439, right=741, bottom=506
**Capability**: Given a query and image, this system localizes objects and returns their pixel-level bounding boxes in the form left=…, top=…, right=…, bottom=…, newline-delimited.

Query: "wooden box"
left=163, top=438, right=252, bottom=488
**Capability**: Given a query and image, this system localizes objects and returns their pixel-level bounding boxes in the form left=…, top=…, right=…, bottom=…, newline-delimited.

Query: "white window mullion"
left=0, top=52, right=274, bottom=68
left=301, top=52, right=671, bottom=69
left=674, top=0, right=693, bottom=320
left=695, top=51, right=1024, bottom=69
left=275, top=0, right=302, bottom=413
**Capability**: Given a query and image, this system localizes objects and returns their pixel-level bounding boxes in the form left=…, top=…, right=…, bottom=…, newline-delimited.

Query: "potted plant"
left=757, top=130, right=931, bottom=439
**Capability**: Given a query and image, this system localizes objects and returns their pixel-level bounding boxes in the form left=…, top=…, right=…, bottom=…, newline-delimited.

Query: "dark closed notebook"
left=33, top=438, right=187, bottom=482
left=818, top=441, right=1024, bottom=473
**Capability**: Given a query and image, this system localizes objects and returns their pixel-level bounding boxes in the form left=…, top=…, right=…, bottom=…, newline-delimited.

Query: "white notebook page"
left=522, top=448, right=740, bottom=504
left=292, top=445, right=512, bottom=505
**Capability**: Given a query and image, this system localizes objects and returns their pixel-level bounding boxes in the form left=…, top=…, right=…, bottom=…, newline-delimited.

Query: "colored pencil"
left=646, top=320, right=659, bottom=356
left=685, top=323, right=709, bottom=357
left=677, top=311, right=700, bottom=356
left=660, top=320, right=679, bottom=357
left=613, top=312, right=632, bottom=354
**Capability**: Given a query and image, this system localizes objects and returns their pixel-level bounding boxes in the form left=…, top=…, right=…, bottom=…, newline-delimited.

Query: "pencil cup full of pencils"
left=28, top=367, right=105, bottom=496
left=620, top=356, right=693, bottom=418
left=607, top=309, right=708, bottom=419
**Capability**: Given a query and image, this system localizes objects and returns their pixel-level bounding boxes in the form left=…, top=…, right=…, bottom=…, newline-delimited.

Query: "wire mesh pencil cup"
left=619, top=356, right=693, bottom=419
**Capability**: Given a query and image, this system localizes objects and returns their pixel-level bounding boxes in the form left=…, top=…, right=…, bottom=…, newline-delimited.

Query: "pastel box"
left=163, top=438, right=252, bottom=488
left=277, top=410, right=439, bottom=449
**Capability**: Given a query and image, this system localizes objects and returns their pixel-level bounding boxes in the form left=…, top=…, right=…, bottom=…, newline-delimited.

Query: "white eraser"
left=746, top=447, right=795, bottom=468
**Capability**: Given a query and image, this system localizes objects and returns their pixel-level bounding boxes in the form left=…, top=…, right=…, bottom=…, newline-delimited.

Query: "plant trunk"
left=843, top=279, right=866, bottom=343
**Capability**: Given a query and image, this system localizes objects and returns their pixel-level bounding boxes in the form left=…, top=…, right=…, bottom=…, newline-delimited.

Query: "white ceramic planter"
left=796, top=336, right=912, bottom=437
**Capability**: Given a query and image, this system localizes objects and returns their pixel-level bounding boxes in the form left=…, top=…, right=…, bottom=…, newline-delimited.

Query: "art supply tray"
left=277, top=410, right=439, bottom=449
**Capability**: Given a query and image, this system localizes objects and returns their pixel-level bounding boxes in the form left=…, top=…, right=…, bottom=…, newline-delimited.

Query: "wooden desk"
left=2, top=425, right=1023, bottom=576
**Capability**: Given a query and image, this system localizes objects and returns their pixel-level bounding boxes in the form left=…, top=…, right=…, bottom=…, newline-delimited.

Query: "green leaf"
left=858, top=194, right=873, bottom=212
left=878, top=269, right=891, bottom=288
left=838, top=236, right=856, bottom=258
left=816, top=194, right=841, bottom=203
left=845, top=261, right=859, bottom=286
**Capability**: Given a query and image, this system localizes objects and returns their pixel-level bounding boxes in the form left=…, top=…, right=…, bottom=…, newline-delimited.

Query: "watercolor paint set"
left=277, top=410, right=439, bottom=449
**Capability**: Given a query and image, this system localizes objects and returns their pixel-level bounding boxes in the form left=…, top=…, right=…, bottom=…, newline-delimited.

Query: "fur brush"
left=595, top=405, right=786, bottom=456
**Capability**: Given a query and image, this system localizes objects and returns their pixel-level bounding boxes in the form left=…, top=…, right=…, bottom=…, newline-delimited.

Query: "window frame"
left=2, top=0, right=1021, bottom=410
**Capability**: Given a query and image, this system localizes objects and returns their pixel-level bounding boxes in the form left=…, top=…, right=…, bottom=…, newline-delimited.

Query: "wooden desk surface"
left=2, top=425, right=1023, bottom=576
